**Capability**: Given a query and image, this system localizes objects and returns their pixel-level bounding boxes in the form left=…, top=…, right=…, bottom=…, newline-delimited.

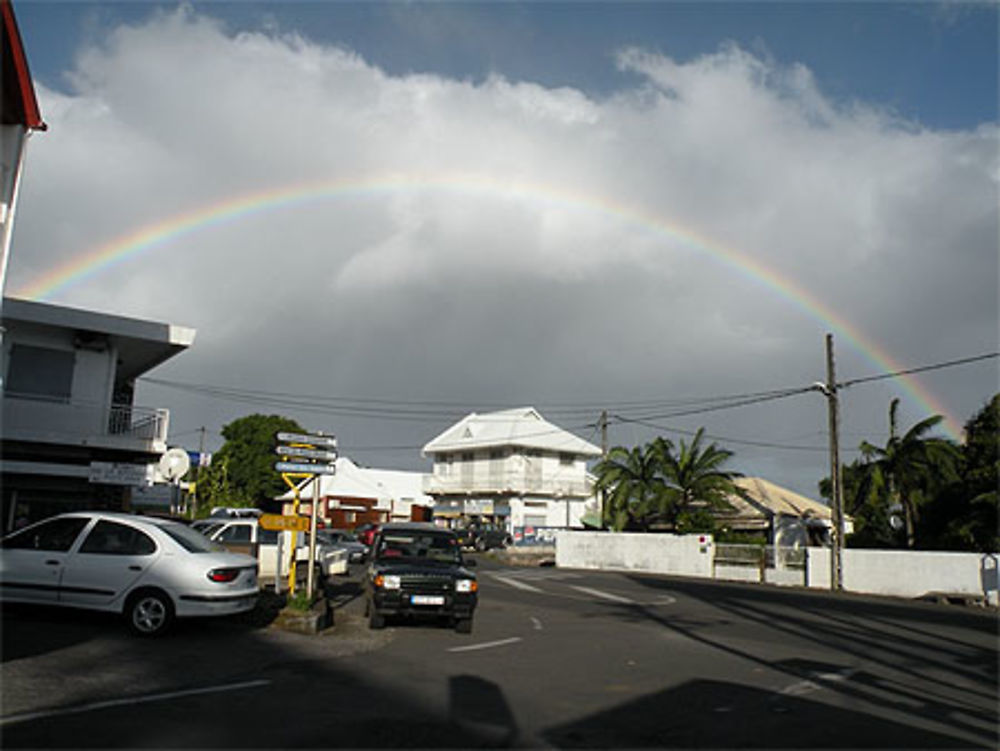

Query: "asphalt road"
left=1, top=556, right=997, bottom=748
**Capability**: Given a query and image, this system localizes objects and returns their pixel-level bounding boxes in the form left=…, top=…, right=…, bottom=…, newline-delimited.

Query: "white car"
left=204, top=519, right=348, bottom=581
left=0, top=512, right=259, bottom=636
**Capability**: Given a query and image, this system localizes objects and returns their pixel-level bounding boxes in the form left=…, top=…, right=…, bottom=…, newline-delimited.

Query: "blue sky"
left=16, top=2, right=999, bottom=130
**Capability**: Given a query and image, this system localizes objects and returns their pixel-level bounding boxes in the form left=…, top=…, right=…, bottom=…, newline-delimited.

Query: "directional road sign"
left=275, top=445, right=339, bottom=462
left=274, top=461, right=337, bottom=475
left=259, top=513, right=311, bottom=532
left=275, top=432, right=338, bottom=449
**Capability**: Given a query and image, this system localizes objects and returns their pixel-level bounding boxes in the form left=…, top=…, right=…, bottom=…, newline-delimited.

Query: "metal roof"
left=422, top=407, right=602, bottom=457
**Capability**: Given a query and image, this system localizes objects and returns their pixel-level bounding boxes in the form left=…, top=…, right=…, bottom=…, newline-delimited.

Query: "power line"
left=839, top=352, right=999, bottom=389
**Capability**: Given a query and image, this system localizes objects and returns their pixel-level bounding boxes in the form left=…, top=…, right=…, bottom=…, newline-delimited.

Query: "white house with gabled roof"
left=422, top=407, right=602, bottom=532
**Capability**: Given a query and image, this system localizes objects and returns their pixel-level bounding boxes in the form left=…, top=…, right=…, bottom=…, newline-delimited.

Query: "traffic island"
left=272, top=595, right=333, bottom=635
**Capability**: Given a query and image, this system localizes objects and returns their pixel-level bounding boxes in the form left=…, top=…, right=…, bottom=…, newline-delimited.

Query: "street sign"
left=274, top=461, right=337, bottom=475
left=275, top=445, right=339, bottom=462
left=275, top=432, right=338, bottom=448
left=259, top=513, right=310, bottom=532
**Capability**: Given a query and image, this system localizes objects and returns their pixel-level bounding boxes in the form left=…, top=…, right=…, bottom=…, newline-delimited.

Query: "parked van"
left=204, top=519, right=347, bottom=582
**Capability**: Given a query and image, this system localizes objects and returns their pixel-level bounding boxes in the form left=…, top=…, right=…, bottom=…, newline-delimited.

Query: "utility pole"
left=599, top=410, right=608, bottom=527
left=190, top=426, right=206, bottom=520
left=824, top=334, right=845, bottom=592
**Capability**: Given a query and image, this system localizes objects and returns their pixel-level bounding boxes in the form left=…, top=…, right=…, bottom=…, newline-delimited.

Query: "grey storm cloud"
left=8, top=7, right=998, bottom=495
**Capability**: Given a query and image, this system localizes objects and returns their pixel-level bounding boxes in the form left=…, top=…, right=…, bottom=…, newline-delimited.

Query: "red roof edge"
left=2, top=0, right=46, bottom=131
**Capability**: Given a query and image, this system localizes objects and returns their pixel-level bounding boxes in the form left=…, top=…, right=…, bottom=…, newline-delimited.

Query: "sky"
left=5, top=1, right=998, bottom=500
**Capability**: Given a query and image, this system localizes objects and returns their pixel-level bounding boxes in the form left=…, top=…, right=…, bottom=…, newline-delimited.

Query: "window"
left=5, top=344, right=75, bottom=401
left=79, top=520, right=156, bottom=556
left=560, top=453, right=575, bottom=466
left=216, top=524, right=253, bottom=543
left=259, top=528, right=278, bottom=544
left=162, top=524, right=221, bottom=553
left=1, top=517, right=90, bottom=551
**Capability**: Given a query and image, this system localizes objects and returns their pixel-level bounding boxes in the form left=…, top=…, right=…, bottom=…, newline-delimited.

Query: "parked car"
left=456, top=522, right=512, bottom=552
left=204, top=519, right=348, bottom=581
left=365, top=523, right=477, bottom=633
left=0, top=512, right=258, bottom=636
left=354, top=522, right=381, bottom=549
left=316, top=529, right=367, bottom=563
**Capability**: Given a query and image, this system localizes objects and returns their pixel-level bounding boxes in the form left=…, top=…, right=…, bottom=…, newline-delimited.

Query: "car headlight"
left=375, top=574, right=401, bottom=590
left=455, top=579, right=477, bottom=593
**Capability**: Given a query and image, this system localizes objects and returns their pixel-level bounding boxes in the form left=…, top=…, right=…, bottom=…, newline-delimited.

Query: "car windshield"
left=374, top=532, right=461, bottom=564
left=161, top=522, right=225, bottom=553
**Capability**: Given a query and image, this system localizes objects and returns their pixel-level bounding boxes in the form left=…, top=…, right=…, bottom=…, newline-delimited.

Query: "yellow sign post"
left=274, top=431, right=338, bottom=598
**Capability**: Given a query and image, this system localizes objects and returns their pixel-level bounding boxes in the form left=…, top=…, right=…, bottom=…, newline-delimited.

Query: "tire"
left=454, top=617, right=473, bottom=634
left=125, top=589, right=174, bottom=637
left=369, top=609, right=386, bottom=630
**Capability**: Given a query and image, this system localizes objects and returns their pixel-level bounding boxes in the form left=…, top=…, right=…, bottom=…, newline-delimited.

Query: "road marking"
left=492, top=575, right=544, bottom=593
left=570, top=585, right=635, bottom=604
left=0, top=679, right=271, bottom=727
left=779, top=668, right=857, bottom=697
left=448, top=637, right=523, bottom=653
left=530, top=616, right=543, bottom=631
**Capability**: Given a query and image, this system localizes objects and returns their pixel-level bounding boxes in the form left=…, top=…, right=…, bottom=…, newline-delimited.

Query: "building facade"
left=422, top=407, right=602, bottom=532
left=1, top=298, right=195, bottom=530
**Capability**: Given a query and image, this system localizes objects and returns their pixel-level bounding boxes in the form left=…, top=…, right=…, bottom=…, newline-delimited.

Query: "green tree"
left=196, top=414, right=305, bottom=513
left=593, top=443, right=672, bottom=531
left=859, top=398, right=961, bottom=549
left=923, top=394, right=999, bottom=552
left=658, top=428, right=740, bottom=526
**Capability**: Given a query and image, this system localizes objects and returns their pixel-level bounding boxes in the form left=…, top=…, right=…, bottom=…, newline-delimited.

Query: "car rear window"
left=161, top=523, right=224, bottom=553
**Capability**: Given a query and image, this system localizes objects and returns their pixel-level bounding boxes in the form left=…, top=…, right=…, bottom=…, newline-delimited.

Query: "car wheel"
left=369, top=609, right=386, bottom=630
left=125, top=589, right=174, bottom=637
left=454, top=617, right=473, bottom=634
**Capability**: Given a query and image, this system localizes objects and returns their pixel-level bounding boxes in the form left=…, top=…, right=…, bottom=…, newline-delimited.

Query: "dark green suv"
left=365, top=523, right=477, bottom=633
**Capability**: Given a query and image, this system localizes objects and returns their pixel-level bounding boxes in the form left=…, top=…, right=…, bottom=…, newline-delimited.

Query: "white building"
left=422, top=407, right=602, bottom=532
left=1, top=0, right=46, bottom=296
left=277, top=456, right=432, bottom=528
left=1, top=297, right=195, bottom=529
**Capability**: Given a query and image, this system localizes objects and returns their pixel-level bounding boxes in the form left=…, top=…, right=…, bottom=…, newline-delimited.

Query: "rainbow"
left=12, top=173, right=964, bottom=440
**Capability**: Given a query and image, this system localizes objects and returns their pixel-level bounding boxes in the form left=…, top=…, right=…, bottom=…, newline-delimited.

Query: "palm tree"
left=859, top=398, right=961, bottom=548
left=593, top=443, right=673, bottom=531
left=657, top=428, right=740, bottom=525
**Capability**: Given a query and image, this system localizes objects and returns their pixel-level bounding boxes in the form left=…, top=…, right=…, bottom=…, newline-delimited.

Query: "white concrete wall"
left=555, top=531, right=714, bottom=578
left=555, top=531, right=998, bottom=606
left=807, top=547, right=999, bottom=605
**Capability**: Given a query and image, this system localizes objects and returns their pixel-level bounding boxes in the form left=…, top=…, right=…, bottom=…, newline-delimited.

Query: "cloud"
left=8, top=8, right=997, bottom=494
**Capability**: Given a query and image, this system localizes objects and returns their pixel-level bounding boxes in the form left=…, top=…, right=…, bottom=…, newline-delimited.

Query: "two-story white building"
left=422, top=407, right=602, bottom=532
left=1, top=297, right=195, bottom=530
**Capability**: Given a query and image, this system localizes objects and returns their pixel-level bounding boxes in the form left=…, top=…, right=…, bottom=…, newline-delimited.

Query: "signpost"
left=273, top=430, right=338, bottom=597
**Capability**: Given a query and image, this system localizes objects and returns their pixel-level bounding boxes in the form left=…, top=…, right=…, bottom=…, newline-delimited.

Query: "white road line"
left=0, top=679, right=272, bottom=727
left=529, top=617, right=544, bottom=631
left=570, top=585, right=635, bottom=604
left=448, top=637, right=523, bottom=653
left=492, top=575, right=544, bottom=593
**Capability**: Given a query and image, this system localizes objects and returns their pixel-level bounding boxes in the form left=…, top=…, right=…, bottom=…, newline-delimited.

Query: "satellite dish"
left=159, top=448, right=191, bottom=482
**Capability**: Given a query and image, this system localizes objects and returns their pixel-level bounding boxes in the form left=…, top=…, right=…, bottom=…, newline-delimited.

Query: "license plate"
left=411, top=595, right=445, bottom=605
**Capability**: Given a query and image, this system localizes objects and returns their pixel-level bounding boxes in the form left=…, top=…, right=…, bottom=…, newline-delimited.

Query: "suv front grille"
left=400, top=574, right=453, bottom=594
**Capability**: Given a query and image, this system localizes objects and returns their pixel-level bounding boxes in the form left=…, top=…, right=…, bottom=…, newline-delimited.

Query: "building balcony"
left=1, top=394, right=170, bottom=454
left=424, top=471, right=593, bottom=499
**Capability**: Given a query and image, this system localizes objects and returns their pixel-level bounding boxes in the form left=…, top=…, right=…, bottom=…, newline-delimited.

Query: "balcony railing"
left=425, top=470, right=593, bottom=498
left=2, top=393, right=170, bottom=451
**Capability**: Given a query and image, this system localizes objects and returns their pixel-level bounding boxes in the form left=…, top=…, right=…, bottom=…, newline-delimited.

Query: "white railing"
left=425, top=471, right=592, bottom=497
left=2, top=394, right=169, bottom=449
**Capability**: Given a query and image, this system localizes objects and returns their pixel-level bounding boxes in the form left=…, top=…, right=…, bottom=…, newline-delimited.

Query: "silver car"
left=0, top=512, right=258, bottom=636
